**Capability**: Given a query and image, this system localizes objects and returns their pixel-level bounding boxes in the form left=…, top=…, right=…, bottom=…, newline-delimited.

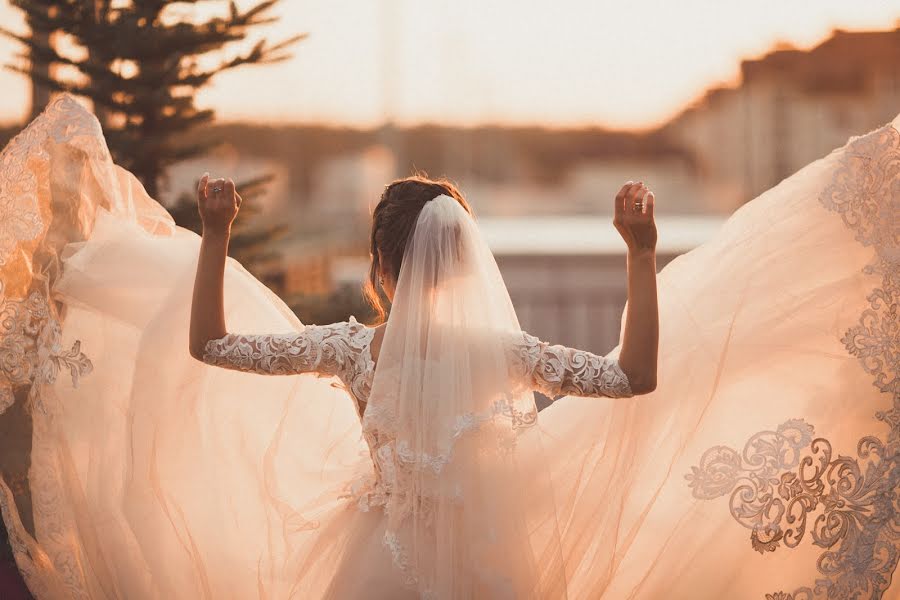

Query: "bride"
left=189, top=171, right=656, bottom=598
left=0, top=93, right=896, bottom=599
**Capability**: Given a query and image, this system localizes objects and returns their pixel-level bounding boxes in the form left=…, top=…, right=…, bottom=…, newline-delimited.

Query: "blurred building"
left=157, top=24, right=899, bottom=341
left=271, top=236, right=367, bottom=297
left=269, top=215, right=726, bottom=357
left=308, top=145, right=396, bottom=222
left=663, top=26, right=900, bottom=210
left=480, top=215, right=726, bottom=354
left=161, top=148, right=291, bottom=214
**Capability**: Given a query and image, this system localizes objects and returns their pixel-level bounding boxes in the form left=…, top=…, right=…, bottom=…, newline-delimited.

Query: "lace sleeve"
left=508, top=331, right=635, bottom=399
left=201, top=321, right=360, bottom=379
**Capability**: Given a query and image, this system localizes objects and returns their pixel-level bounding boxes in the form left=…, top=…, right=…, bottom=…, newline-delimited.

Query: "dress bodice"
left=202, top=316, right=634, bottom=410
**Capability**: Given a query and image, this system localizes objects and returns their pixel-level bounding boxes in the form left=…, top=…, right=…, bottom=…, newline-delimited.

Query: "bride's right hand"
left=613, top=181, right=657, bottom=254
left=198, top=173, right=243, bottom=235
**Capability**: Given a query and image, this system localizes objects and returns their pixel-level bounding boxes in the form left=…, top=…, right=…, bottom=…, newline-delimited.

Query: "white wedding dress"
left=0, top=94, right=897, bottom=599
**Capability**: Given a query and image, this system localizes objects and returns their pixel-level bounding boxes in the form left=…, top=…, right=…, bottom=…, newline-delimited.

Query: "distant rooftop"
left=478, top=215, right=728, bottom=256
left=668, top=26, right=900, bottom=123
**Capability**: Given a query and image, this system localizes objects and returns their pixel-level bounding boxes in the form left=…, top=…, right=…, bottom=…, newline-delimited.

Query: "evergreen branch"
left=202, top=33, right=305, bottom=74
left=237, top=1, right=280, bottom=25
left=3, top=36, right=125, bottom=84
left=264, top=32, right=307, bottom=55
left=3, top=64, right=81, bottom=95
left=235, top=172, right=276, bottom=198
left=256, top=53, right=293, bottom=65
left=6, top=0, right=306, bottom=258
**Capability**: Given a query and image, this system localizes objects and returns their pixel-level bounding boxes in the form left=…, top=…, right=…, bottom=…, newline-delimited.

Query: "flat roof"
left=477, top=215, right=728, bottom=256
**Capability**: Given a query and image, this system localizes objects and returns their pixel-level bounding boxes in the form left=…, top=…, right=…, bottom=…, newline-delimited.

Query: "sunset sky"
left=0, top=0, right=897, bottom=128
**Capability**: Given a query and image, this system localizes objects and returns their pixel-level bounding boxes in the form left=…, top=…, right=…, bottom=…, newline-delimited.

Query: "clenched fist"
left=198, top=173, right=242, bottom=235
left=613, top=181, right=657, bottom=254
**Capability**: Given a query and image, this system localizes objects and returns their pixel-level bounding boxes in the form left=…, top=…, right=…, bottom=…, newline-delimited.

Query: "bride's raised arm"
left=188, top=173, right=240, bottom=360
left=612, top=181, right=659, bottom=395
left=506, top=181, right=659, bottom=400
left=187, top=173, right=364, bottom=380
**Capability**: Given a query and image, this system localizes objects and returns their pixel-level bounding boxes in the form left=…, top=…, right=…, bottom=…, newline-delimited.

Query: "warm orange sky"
left=0, top=1, right=898, bottom=128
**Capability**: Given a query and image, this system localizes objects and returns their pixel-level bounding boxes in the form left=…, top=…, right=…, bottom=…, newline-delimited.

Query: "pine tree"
left=2, top=0, right=303, bottom=198
left=2, top=1, right=301, bottom=284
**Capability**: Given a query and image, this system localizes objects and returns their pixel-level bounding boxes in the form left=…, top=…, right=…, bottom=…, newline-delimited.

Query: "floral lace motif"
left=0, top=95, right=108, bottom=274
left=0, top=175, right=43, bottom=268
left=0, top=285, right=93, bottom=416
left=0, top=94, right=102, bottom=598
left=686, top=122, right=900, bottom=600
left=511, top=331, right=635, bottom=399
left=202, top=315, right=375, bottom=411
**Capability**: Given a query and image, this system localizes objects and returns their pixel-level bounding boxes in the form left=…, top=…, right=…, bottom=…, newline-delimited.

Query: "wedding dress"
left=0, top=93, right=896, bottom=600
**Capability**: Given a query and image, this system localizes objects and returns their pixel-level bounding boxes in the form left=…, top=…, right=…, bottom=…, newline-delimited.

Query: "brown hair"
left=364, top=173, right=473, bottom=323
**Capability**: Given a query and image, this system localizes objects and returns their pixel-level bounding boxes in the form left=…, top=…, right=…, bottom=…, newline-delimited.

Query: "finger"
left=635, top=186, right=649, bottom=215
left=646, top=191, right=655, bottom=218
left=639, top=186, right=651, bottom=214
left=626, top=182, right=645, bottom=213
left=198, top=173, right=210, bottom=202
left=225, top=178, right=236, bottom=203
left=615, top=181, right=634, bottom=216
left=211, top=178, right=226, bottom=206
left=625, top=182, right=643, bottom=203
left=616, top=180, right=633, bottom=203
left=235, top=192, right=243, bottom=208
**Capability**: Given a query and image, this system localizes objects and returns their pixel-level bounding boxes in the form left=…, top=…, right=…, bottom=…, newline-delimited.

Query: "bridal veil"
left=362, top=193, right=567, bottom=597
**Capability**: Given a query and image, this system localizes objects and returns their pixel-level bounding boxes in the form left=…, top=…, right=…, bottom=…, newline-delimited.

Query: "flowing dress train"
left=0, top=94, right=896, bottom=599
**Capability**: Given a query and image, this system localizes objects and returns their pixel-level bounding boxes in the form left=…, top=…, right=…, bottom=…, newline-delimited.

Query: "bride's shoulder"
left=346, top=315, right=376, bottom=334
left=305, top=316, right=369, bottom=337
left=339, top=316, right=381, bottom=346
left=504, top=329, right=544, bottom=362
left=500, top=328, right=541, bottom=349
left=300, top=317, right=376, bottom=359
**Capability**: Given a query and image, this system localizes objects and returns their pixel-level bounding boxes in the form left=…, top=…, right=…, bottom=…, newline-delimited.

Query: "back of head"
left=365, top=174, right=472, bottom=322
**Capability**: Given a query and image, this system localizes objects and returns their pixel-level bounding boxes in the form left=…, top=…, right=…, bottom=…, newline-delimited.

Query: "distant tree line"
left=187, top=121, right=693, bottom=192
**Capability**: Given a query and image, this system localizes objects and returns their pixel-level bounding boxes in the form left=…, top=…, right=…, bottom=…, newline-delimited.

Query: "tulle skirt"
left=0, top=94, right=897, bottom=599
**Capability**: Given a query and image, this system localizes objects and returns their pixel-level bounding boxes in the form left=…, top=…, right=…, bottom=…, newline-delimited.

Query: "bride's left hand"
left=613, top=181, right=657, bottom=254
left=198, top=174, right=243, bottom=235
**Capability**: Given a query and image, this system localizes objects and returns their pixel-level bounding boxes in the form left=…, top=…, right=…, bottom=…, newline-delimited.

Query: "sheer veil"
left=362, top=194, right=567, bottom=598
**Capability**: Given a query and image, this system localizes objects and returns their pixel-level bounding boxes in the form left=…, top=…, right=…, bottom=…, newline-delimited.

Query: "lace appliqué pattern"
left=0, top=169, right=43, bottom=268
left=0, top=285, right=93, bottom=416
left=513, top=331, right=635, bottom=400
left=0, top=94, right=100, bottom=598
left=203, top=318, right=391, bottom=513
left=202, top=315, right=375, bottom=407
left=0, top=94, right=98, bottom=416
left=686, top=123, right=900, bottom=599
